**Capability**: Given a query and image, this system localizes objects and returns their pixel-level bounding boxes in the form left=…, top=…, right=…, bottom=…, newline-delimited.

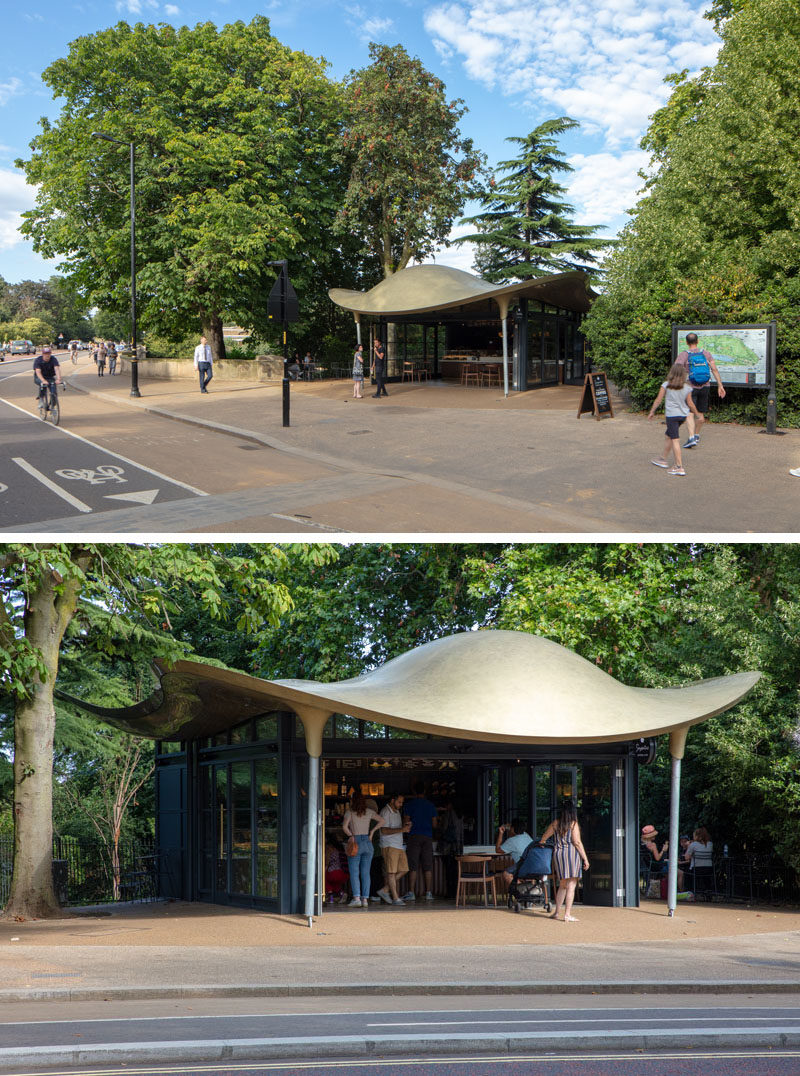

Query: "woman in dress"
left=538, top=800, right=590, bottom=922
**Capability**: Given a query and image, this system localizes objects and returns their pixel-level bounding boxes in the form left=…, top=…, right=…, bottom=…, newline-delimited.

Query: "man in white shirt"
left=496, top=818, right=533, bottom=886
left=375, top=793, right=411, bottom=905
left=193, top=336, right=214, bottom=393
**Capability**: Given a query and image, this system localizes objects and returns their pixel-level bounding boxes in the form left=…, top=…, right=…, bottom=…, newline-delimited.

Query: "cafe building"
left=66, top=631, right=758, bottom=920
left=328, top=263, right=596, bottom=393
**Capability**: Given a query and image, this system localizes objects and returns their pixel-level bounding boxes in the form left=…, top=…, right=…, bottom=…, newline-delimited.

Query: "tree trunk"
left=3, top=554, right=91, bottom=920
left=201, top=312, right=227, bottom=363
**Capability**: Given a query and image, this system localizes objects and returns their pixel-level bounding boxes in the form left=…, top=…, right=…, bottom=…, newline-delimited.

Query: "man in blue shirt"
left=496, top=818, right=533, bottom=887
left=403, top=781, right=437, bottom=902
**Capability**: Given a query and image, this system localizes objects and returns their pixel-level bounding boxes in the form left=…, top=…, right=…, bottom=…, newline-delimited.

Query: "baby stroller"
left=507, top=840, right=553, bottom=915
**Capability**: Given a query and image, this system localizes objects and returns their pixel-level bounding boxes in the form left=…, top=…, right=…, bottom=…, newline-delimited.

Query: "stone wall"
left=116, top=354, right=285, bottom=381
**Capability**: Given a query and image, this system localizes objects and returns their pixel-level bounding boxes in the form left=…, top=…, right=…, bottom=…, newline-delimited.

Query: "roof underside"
left=57, top=631, right=760, bottom=747
left=329, top=265, right=595, bottom=318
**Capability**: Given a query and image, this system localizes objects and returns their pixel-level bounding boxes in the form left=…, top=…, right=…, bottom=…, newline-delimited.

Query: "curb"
left=2, top=979, right=800, bottom=1003
left=3, top=1028, right=800, bottom=1072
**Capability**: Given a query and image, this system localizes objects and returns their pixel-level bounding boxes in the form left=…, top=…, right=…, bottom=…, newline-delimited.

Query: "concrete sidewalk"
left=55, top=362, right=800, bottom=533
left=2, top=899, right=799, bottom=1001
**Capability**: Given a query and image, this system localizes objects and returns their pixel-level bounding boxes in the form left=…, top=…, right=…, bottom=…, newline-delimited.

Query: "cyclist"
left=33, top=345, right=63, bottom=407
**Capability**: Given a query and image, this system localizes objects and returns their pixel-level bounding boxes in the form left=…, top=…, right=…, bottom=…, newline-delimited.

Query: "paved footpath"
left=7, top=362, right=798, bottom=533
left=2, top=899, right=799, bottom=1001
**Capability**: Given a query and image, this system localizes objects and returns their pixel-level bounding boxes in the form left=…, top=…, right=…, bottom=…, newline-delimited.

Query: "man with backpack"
left=676, top=332, right=726, bottom=448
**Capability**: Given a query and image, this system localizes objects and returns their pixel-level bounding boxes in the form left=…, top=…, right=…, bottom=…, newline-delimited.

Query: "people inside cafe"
left=495, top=818, right=534, bottom=886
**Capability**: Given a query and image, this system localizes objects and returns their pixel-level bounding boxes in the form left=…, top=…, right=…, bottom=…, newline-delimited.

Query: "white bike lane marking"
left=0, top=395, right=208, bottom=497
left=12, top=458, right=93, bottom=513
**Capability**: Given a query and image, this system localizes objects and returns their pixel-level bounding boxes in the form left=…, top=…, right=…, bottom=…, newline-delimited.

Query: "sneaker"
left=667, top=466, right=686, bottom=476
left=403, top=891, right=416, bottom=901
left=790, top=468, right=800, bottom=477
left=392, top=898, right=406, bottom=906
left=650, top=458, right=669, bottom=468
left=370, top=895, right=381, bottom=903
left=376, top=887, right=392, bottom=905
left=361, top=898, right=369, bottom=907
left=682, top=435, right=699, bottom=449
left=425, top=891, right=435, bottom=901
left=348, top=898, right=362, bottom=907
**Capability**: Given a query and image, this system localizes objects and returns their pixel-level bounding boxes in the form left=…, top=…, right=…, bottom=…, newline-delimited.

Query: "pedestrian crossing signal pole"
left=268, top=260, right=299, bottom=428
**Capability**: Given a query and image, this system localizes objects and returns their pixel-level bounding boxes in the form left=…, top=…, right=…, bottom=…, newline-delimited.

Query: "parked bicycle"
left=37, top=379, right=60, bottom=425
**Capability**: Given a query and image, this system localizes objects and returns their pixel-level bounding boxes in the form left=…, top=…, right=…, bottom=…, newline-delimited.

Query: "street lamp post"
left=91, top=132, right=140, bottom=398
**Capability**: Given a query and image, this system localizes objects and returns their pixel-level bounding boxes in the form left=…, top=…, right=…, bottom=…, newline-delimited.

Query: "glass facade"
left=156, top=710, right=639, bottom=914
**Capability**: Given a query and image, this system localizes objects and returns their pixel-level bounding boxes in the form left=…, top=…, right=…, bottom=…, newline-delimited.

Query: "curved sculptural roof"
left=329, top=264, right=595, bottom=317
left=58, top=630, right=760, bottom=747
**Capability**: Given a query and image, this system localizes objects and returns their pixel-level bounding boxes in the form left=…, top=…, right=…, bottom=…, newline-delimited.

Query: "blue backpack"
left=687, top=350, right=710, bottom=384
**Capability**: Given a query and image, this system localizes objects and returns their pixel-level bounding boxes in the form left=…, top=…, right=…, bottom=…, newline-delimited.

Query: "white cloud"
left=423, top=0, right=720, bottom=150
left=164, top=3, right=179, bottom=13
left=0, top=79, right=23, bottom=108
left=0, top=168, right=36, bottom=252
left=566, top=149, right=649, bottom=224
left=345, top=5, right=396, bottom=43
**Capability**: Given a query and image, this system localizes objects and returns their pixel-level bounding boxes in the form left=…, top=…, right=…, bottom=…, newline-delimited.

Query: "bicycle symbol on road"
left=56, top=464, right=128, bottom=486
left=0, top=482, right=7, bottom=494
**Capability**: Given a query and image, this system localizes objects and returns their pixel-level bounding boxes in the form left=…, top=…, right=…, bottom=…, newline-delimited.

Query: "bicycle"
left=37, top=379, right=60, bottom=426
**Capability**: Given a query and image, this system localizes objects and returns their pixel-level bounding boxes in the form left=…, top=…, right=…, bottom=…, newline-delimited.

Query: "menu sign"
left=577, top=371, right=614, bottom=420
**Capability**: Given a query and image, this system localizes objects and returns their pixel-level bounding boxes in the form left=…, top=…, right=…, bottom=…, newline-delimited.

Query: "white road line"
left=12, top=458, right=93, bottom=513
left=0, top=395, right=207, bottom=496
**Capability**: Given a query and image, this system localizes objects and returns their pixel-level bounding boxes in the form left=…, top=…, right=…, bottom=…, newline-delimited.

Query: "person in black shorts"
left=675, top=332, right=726, bottom=448
left=33, top=345, right=62, bottom=401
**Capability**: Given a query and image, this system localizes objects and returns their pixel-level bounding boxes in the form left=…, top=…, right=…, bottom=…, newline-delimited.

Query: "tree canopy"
left=0, top=542, right=335, bottom=917
left=17, top=17, right=346, bottom=360
left=458, top=118, right=612, bottom=283
left=335, top=43, right=485, bottom=278
left=583, top=0, right=800, bottom=424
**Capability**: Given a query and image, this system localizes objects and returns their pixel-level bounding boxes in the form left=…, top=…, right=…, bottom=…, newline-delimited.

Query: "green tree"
left=584, top=0, right=800, bottom=424
left=17, top=18, right=344, bottom=360
left=0, top=542, right=336, bottom=918
left=458, top=118, right=613, bottom=282
left=335, top=43, right=485, bottom=278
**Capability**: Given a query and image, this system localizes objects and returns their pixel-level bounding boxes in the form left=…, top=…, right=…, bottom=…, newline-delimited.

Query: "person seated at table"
left=325, top=833, right=350, bottom=904
left=685, top=826, right=714, bottom=896
left=287, top=358, right=301, bottom=380
left=677, top=834, right=691, bottom=890
left=495, top=818, right=533, bottom=886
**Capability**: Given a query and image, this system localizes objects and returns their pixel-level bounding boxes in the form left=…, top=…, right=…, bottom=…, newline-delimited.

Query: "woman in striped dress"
left=538, top=800, right=590, bottom=922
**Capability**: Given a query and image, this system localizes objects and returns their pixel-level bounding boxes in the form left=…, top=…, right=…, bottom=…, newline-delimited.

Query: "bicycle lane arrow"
left=104, top=489, right=160, bottom=504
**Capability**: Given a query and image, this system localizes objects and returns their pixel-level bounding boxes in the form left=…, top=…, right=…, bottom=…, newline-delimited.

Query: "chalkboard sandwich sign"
left=577, top=371, right=614, bottom=420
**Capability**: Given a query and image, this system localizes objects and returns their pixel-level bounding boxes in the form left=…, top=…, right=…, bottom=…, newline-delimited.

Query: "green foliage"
left=335, top=43, right=485, bottom=277
left=458, top=118, right=614, bottom=282
left=17, top=17, right=347, bottom=357
left=584, top=0, right=800, bottom=424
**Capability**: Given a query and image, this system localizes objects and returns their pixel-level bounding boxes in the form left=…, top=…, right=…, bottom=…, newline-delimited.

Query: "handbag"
left=346, top=835, right=358, bottom=857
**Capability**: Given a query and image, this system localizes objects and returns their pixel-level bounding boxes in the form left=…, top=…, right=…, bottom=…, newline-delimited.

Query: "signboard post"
left=577, top=370, right=614, bottom=420
left=671, top=322, right=778, bottom=434
left=268, top=260, right=299, bottom=428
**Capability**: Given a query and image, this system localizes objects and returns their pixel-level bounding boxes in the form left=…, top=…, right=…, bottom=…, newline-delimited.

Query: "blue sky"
left=1, top=0, right=721, bottom=284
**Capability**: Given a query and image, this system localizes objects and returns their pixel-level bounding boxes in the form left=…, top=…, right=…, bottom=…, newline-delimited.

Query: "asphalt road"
left=2, top=995, right=800, bottom=1071
left=0, top=356, right=205, bottom=526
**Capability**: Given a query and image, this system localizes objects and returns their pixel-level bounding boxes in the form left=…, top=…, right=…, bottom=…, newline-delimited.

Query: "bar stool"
left=462, top=364, right=481, bottom=387
left=481, top=364, right=501, bottom=387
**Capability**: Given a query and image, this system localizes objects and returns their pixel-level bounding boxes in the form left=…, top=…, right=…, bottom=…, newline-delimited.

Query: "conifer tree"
left=458, top=117, right=612, bottom=282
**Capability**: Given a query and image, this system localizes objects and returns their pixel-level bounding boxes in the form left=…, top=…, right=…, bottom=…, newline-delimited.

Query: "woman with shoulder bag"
left=342, top=792, right=384, bottom=907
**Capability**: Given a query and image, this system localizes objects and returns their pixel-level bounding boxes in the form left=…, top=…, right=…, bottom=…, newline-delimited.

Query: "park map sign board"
left=671, top=323, right=775, bottom=389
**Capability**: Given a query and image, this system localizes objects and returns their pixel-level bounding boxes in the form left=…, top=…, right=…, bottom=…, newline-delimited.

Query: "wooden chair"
left=455, top=855, right=497, bottom=907
left=481, top=364, right=501, bottom=388
left=461, top=364, right=481, bottom=387
left=402, top=361, right=416, bottom=382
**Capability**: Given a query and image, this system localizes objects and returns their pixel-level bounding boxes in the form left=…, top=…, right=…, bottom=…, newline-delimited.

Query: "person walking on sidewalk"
left=194, top=336, right=214, bottom=394
left=96, top=340, right=107, bottom=377
left=371, top=338, right=388, bottom=398
left=107, top=340, right=117, bottom=376
left=676, top=332, right=726, bottom=449
left=648, top=363, right=701, bottom=476
left=538, top=799, right=589, bottom=922
left=403, top=781, right=437, bottom=902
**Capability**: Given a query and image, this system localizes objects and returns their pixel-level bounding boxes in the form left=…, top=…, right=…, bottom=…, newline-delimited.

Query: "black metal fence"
left=0, top=834, right=155, bottom=909
left=641, top=854, right=800, bottom=904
